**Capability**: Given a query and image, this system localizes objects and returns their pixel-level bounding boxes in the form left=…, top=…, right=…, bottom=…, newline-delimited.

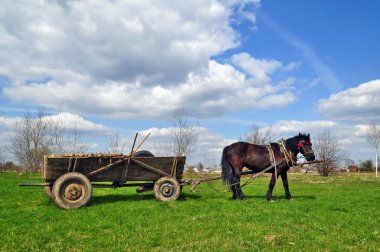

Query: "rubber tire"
left=44, top=185, right=53, bottom=200
left=133, top=150, right=154, bottom=157
left=153, top=176, right=181, bottom=201
left=52, top=172, right=93, bottom=209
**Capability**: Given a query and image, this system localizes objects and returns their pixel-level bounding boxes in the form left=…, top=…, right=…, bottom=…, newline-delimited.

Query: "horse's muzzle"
left=304, top=152, right=316, bottom=161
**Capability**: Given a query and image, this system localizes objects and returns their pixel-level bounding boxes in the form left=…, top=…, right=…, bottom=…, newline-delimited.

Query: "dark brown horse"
left=221, top=133, right=315, bottom=200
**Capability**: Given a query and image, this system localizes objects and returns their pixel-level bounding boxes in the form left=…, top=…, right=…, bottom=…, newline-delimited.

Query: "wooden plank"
left=86, top=159, right=126, bottom=178
left=119, top=133, right=138, bottom=184
left=130, top=159, right=170, bottom=177
left=43, top=155, right=186, bottom=183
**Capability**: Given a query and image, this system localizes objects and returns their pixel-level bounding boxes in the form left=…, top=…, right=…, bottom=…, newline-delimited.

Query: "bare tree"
left=10, top=109, right=88, bottom=172
left=314, top=130, right=348, bottom=176
left=0, top=144, right=7, bottom=173
left=107, top=131, right=125, bottom=153
left=46, top=114, right=66, bottom=154
left=367, top=122, right=380, bottom=177
left=344, top=158, right=356, bottom=168
left=240, top=124, right=276, bottom=145
left=152, top=141, right=171, bottom=157
left=170, top=108, right=198, bottom=157
left=65, top=123, right=87, bottom=153
left=10, top=109, right=51, bottom=172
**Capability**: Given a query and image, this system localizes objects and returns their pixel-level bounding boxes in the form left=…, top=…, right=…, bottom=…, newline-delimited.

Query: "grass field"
left=0, top=172, right=379, bottom=251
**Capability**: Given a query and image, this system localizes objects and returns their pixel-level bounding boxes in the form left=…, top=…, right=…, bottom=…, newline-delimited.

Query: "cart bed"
left=43, top=154, right=186, bottom=183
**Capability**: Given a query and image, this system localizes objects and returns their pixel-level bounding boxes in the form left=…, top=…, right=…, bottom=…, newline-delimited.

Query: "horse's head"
left=296, top=133, right=315, bottom=161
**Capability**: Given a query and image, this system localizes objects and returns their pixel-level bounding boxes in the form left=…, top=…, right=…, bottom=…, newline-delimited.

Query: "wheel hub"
left=64, top=184, right=83, bottom=201
left=161, top=183, right=174, bottom=197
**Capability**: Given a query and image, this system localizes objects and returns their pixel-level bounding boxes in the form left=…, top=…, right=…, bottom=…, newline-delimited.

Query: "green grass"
left=1, top=172, right=379, bottom=251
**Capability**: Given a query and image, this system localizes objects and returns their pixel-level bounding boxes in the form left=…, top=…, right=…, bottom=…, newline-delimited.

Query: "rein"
left=192, top=160, right=285, bottom=192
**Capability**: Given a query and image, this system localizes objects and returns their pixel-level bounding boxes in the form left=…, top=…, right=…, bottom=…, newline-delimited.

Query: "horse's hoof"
left=268, top=199, right=274, bottom=203
left=288, top=198, right=294, bottom=201
left=237, top=193, right=245, bottom=200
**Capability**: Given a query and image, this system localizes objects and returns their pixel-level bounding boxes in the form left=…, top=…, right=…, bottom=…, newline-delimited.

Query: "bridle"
left=297, top=139, right=314, bottom=157
left=277, top=138, right=314, bottom=167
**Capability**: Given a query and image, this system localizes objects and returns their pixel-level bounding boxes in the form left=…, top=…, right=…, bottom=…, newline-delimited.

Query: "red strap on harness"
left=297, top=141, right=302, bottom=148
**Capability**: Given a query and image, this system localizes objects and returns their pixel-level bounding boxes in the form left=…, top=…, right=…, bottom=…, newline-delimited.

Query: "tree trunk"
left=322, top=165, right=329, bottom=176
left=376, top=146, right=378, bottom=178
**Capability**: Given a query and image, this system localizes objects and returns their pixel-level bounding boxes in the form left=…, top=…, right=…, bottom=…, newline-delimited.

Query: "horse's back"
left=227, top=142, right=271, bottom=171
left=228, top=141, right=268, bottom=154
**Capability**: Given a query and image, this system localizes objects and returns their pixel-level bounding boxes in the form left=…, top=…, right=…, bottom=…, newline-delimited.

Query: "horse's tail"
left=221, top=146, right=232, bottom=184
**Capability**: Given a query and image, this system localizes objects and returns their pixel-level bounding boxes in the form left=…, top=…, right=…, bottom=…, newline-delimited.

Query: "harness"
left=278, top=139, right=297, bottom=167
left=266, top=144, right=280, bottom=197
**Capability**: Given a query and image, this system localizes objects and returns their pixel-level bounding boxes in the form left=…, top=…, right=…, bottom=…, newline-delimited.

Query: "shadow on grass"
left=177, top=193, right=202, bottom=201
left=90, top=192, right=201, bottom=206
left=228, top=195, right=317, bottom=201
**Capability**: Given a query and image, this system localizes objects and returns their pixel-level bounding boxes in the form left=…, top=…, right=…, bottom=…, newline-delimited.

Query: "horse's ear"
left=298, top=133, right=302, bottom=137
left=307, top=133, right=310, bottom=138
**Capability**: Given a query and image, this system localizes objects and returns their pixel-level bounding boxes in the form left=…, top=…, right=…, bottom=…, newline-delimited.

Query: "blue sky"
left=0, top=0, right=379, bottom=166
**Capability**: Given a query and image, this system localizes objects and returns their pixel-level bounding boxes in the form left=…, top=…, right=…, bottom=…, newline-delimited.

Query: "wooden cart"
left=22, top=151, right=186, bottom=209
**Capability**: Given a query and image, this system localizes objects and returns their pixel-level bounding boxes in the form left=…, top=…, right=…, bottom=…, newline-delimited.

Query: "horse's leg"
left=280, top=171, right=292, bottom=200
left=230, top=176, right=238, bottom=199
left=228, top=172, right=245, bottom=200
left=228, top=157, right=244, bottom=200
left=235, top=178, right=245, bottom=200
left=266, top=172, right=277, bottom=201
left=232, top=167, right=244, bottom=200
left=230, top=175, right=245, bottom=199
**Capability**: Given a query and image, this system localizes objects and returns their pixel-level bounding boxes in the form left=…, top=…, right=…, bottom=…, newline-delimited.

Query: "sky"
left=0, top=0, right=379, bottom=166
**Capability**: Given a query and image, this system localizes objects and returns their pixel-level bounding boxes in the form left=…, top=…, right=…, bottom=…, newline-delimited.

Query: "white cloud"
left=318, top=79, right=380, bottom=122
left=47, top=112, right=110, bottom=134
left=0, top=0, right=239, bottom=85
left=0, top=0, right=300, bottom=119
left=282, top=62, right=301, bottom=72
left=232, top=52, right=282, bottom=83
left=0, top=116, right=21, bottom=129
left=4, top=59, right=297, bottom=118
left=0, top=112, right=110, bottom=134
left=268, top=120, right=337, bottom=137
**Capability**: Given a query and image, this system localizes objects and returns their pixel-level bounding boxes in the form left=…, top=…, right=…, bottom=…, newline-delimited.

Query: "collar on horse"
left=277, top=139, right=298, bottom=167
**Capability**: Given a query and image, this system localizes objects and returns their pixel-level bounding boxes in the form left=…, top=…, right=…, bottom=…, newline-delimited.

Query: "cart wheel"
left=153, top=176, right=181, bottom=201
left=52, top=172, right=92, bottom=209
left=44, top=185, right=53, bottom=200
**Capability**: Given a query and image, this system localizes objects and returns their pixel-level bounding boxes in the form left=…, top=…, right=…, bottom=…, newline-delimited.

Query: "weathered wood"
left=130, top=159, right=170, bottom=177
left=86, top=159, right=125, bottom=178
left=120, top=133, right=138, bottom=184
left=43, top=154, right=186, bottom=183
left=19, top=183, right=51, bottom=186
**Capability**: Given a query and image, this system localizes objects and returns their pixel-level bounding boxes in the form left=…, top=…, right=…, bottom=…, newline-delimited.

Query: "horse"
left=221, top=133, right=315, bottom=201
